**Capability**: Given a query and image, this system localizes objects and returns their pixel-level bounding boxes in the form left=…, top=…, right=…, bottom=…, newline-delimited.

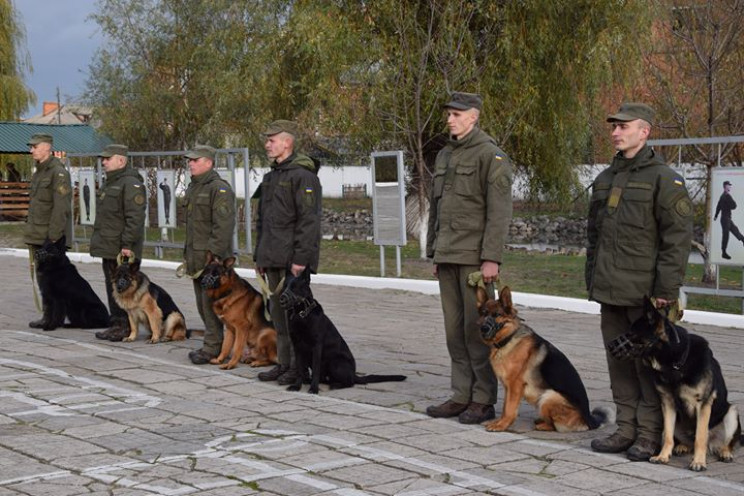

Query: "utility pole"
left=56, top=86, right=62, bottom=124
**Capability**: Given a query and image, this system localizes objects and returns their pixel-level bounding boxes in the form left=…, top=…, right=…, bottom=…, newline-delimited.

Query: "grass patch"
left=1, top=222, right=741, bottom=314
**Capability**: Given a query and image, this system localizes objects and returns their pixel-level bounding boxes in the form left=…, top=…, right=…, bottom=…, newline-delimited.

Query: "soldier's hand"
left=432, top=263, right=439, bottom=278
left=481, top=260, right=500, bottom=284
left=121, top=249, right=133, bottom=258
left=256, top=266, right=266, bottom=276
left=290, top=263, right=305, bottom=277
left=655, top=298, right=671, bottom=308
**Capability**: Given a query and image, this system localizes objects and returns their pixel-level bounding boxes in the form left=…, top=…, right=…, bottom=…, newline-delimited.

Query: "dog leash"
left=175, top=261, right=203, bottom=280
left=28, top=246, right=42, bottom=312
left=255, top=273, right=285, bottom=322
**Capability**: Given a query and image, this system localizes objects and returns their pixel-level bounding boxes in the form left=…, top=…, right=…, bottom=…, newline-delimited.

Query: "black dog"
left=31, top=237, right=109, bottom=331
left=279, top=267, right=406, bottom=394
left=608, top=296, right=741, bottom=471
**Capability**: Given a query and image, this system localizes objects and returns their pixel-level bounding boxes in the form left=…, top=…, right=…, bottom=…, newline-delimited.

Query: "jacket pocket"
left=615, top=241, right=655, bottom=271
left=454, top=163, right=479, bottom=196
left=619, top=182, right=653, bottom=229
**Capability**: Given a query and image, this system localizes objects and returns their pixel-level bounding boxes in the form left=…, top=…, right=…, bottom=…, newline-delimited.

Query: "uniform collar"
left=191, top=168, right=219, bottom=184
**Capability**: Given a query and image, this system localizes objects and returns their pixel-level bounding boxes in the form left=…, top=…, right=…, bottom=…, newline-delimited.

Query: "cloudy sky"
left=15, top=0, right=102, bottom=118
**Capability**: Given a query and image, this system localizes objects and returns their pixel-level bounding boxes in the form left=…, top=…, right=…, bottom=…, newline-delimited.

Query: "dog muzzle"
left=115, top=278, right=131, bottom=293
left=480, top=316, right=502, bottom=340
left=607, top=333, right=657, bottom=361
left=279, top=287, right=298, bottom=310
left=200, top=273, right=220, bottom=290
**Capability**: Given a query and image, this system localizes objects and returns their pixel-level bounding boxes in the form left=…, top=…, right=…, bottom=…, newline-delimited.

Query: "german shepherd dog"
left=112, top=259, right=188, bottom=343
left=200, top=252, right=277, bottom=370
left=608, top=296, right=741, bottom=471
left=475, top=286, right=612, bottom=432
left=32, top=237, right=110, bottom=331
left=279, top=267, right=406, bottom=394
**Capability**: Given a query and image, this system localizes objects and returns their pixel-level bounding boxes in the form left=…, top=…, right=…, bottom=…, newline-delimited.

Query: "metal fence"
left=66, top=148, right=252, bottom=257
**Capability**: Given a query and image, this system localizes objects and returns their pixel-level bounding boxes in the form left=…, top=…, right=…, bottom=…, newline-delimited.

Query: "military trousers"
left=437, top=263, right=498, bottom=405
left=101, top=258, right=128, bottom=327
left=266, top=268, right=295, bottom=370
left=600, top=303, right=662, bottom=442
left=192, top=280, right=223, bottom=356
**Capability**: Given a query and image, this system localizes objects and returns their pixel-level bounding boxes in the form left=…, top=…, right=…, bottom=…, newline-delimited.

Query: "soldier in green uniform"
left=183, top=145, right=236, bottom=365
left=425, top=92, right=513, bottom=424
left=254, top=120, right=322, bottom=386
left=91, top=144, right=147, bottom=341
left=587, top=103, right=693, bottom=461
left=24, top=133, right=72, bottom=329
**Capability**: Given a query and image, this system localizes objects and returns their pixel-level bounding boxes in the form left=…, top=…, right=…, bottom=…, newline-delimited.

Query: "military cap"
left=99, top=144, right=129, bottom=158
left=184, top=144, right=216, bottom=161
left=444, top=92, right=483, bottom=111
left=724, top=181, right=732, bottom=187
left=262, top=120, right=299, bottom=137
left=607, top=102, right=655, bottom=126
left=27, top=133, right=53, bottom=146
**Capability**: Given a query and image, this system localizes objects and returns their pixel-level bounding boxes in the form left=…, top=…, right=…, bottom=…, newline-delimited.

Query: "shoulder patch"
left=496, top=174, right=511, bottom=192
left=675, top=197, right=693, bottom=217
left=57, top=184, right=70, bottom=195
left=134, top=194, right=145, bottom=205
left=494, top=154, right=503, bottom=161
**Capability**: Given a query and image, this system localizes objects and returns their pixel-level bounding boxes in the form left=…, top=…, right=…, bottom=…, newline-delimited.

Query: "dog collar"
left=672, top=337, right=690, bottom=370
left=298, top=299, right=318, bottom=319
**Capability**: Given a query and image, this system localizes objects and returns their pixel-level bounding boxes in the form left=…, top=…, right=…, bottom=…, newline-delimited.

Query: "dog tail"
left=354, top=374, right=406, bottom=384
left=589, top=405, right=616, bottom=429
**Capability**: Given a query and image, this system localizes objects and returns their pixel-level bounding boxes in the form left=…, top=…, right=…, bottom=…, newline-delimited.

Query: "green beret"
left=444, top=92, right=483, bottom=111
left=184, top=144, right=216, bottom=161
left=27, top=133, right=53, bottom=146
left=99, top=144, right=129, bottom=158
left=262, top=120, right=299, bottom=137
left=607, top=102, right=655, bottom=126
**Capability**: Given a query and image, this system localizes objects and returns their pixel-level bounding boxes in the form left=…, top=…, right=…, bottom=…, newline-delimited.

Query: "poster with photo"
left=710, top=167, right=744, bottom=265
left=157, top=169, right=176, bottom=227
left=138, top=169, right=150, bottom=228
left=78, top=170, right=97, bottom=225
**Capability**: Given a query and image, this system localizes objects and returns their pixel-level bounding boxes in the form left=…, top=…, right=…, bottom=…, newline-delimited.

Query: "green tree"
left=0, top=0, right=35, bottom=120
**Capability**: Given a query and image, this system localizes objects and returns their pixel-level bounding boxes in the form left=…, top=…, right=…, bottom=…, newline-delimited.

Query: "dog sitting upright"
left=112, top=259, right=188, bottom=343
left=475, top=285, right=612, bottom=432
left=31, top=237, right=110, bottom=331
left=608, top=296, right=741, bottom=471
left=279, top=267, right=406, bottom=394
left=200, top=252, right=277, bottom=370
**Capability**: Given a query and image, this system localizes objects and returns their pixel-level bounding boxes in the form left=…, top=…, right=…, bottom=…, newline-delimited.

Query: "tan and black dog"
left=112, top=260, right=188, bottom=343
left=609, top=296, right=741, bottom=471
left=200, top=252, right=277, bottom=370
left=476, top=286, right=612, bottom=432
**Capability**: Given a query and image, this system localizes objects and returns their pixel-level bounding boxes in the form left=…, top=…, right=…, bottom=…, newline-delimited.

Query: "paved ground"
left=1, top=252, right=744, bottom=495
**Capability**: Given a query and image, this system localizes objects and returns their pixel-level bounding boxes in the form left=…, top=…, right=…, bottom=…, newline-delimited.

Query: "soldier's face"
left=446, top=109, right=478, bottom=139
left=265, top=133, right=293, bottom=162
left=189, top=157, right=213, bottom=177
left=29, top=142, right=52, bottom=162
left=611, top=120, right=649, bottom=157
left=102, top=155, right=126, bottom=172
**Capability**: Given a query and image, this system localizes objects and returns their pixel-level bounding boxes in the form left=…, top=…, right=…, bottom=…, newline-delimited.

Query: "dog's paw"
left=649, top=455, right=669, bottom=465
left=689, top=459, right=707, bottom=471
left=160, top=336, right=172, bottom=343
left=308, top=387, right=319, bottom=394
left=484, top=419, right=509, bottom=432
left=286, top=384, right=301, bottom=392
left=123, top=337, right=135, bottom=342
left=146, top=338, right=160, bottom=344
left=219, top=363, right=236, bottom=370
left=673, top=444, right=691, bottom=456
left=719, top=451, right=735, bottom=463
left=209, top=358, right=222, bottom=365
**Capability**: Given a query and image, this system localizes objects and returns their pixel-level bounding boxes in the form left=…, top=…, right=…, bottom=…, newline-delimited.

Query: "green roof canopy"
left=0, top=122, right=112, bottom=154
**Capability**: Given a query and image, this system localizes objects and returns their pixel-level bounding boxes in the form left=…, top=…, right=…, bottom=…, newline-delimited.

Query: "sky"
left=14, top=0, right=103, bottom=119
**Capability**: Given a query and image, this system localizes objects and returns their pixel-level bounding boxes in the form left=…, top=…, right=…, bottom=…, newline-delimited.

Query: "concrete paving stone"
left=1, top=432, right=108, bottom=461
left=668, top=476, right=744, bottom=496
left=281, top=450, right=367, bottom=472
left=445, top=445, right=533, bottom=467
left=9, top=476, right=96, bottom=496
left=112, top=368, right=188, bottom=385
left=547, top=446, right=632, bottom=468
left=341, top=440, right=430, bottom=460
left=251, top=473, right=353, bottom=496
left=352, top=423, right=437, bottom=441
left=321, top=461, right=416, bottom=487
left=371, top=478, right=472, bottom=496
left=554, top=466, right=648, bottom=492
left=305, top=412, right=389, bottom=431
left=496, top=479, right=600, bottom=496
left=605, top=458, right=697, bottom=483
left=374, top=431, right=478, bottom=454
left=610, top=483, right=704, bottom=496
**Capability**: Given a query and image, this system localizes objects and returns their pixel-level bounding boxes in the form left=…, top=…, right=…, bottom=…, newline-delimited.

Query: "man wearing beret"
left=254, top=120, right=322, bottom=385
left=714, top=180, right=744, bottom=260
left=25, top=133, right=73, bottom=329
left=91, top=144, right=147, bottom=341
left=586, top=102, right=692, bottom=460
left=425, top=92, right=513, bottom=424
left=183, top=145, right=236, bottom=365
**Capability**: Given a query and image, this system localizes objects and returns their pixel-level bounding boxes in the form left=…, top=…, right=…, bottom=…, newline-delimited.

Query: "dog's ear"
left=130, top=258, right=141, bottom=272
left=642, top=295, right=662, bottom=324
left=56, top=236, right=66, bottom=249
left=498, top=286, right=514, bottom=313
left=301, top=266, right=312, bottom=282
left=475, top=286, right=489, bottom=309
left=224, top=257, right=236, bottom=270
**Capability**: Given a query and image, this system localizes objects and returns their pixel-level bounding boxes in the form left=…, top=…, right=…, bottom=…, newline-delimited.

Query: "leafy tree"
left=0, top=0, right=35, bottom=120
left=646, top=0, right=744, bottom=281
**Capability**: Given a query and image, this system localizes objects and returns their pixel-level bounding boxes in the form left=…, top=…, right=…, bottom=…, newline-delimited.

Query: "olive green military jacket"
left=254, top=153, right=322, bottom=272
left=426, top=126, right=513, bottom=266
left=183, top=169, right=236, bottom=274
left=585, top=145, right=693, bottom=306
left=24, top=156, right=72, bottom=246
left=90, top=166, right=146, bottom=260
